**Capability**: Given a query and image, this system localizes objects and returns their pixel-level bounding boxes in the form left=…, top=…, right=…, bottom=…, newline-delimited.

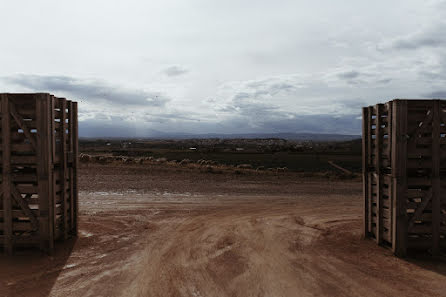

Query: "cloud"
left=162, top=65, right=189, bottom=77
left=424, top=90, right=446, bottom=98
left=381, top=22, right=446, bottom=51
left=78, top=112, right=362, bottom=137
left=256, top=114, right=361, bottom=134
left=2, top=74, right=169, bottom=106
left=338, top=71, right=360, bottom=80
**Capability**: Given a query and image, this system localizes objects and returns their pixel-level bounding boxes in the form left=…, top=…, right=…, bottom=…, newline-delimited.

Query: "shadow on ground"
left=406, top=250, right=446, bottom=277
left=0, top=238, right=76, bottom=297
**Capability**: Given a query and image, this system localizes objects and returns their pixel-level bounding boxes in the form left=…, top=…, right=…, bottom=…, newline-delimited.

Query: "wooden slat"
left=37, top=94, right=54, bottom=254
left=407, top=177, right=432, bottom=187
left=72, top=102, right=79, bottom=235
left=0, top=209, right=39, bottom=218
left=407, top=158, right=432, bottom=169
left=375, top=104, right=383, bottom=244
left=368, top=172, right=373, bottom=233
left=12, top=174, right=37, bottom=183
left=432, top=100, right=441, bottom=255
left=1, top=94, right=13, bottom=255
left=15, top=184, right=38, bottom=194
left=408, top=188, right=433, bottom=230
left=407, top=189, right=427, bottom=199
left=408, top=238, right=446, bottom=249
left=372, top=206, right=391, bottom=219
left=9, top=102, right=37, bottom=150
left=11, top=184, right=38, bottom=230
left=362, top=107, right=369, bottom=237
left=0, top=222, right=34, bottom=232
left=392, top=99, right=408, bottom=257
left=11, top=143, right=34, bottom=152
left=0, top=155, right=37, bottom=164
left=367, top=107, right=373, bottom=168
left=60, top=98, right=68, bottom=239
left=410, top=224, right=433, bottom=234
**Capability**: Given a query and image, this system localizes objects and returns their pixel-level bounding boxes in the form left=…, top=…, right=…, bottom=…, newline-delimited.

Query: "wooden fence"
left=0, top=93, right=78, bottom=254
left=363, top=99, right=446, bottom=257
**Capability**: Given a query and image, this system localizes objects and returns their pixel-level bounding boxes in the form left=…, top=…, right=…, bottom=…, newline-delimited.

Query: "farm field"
left=1, top=162, right=445, bottom=297
left=79, top=138, right=362, bottom=173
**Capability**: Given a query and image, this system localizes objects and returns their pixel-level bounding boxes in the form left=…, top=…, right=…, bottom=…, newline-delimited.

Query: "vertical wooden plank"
left=49, top=96, right=55, bottom=250
left=367, top=107, right=373, bottom=168
left=37, top=93, right=54, bottom=254
left=72, top=102, right=79, bottom=236
left=432, top=100, right=441, bottom=255
left=50, top=96, right=57, bottom=242
left=376, top=104, right=382, bottom=244
left=387, top=102, right=394, bottom=242
left=362, top=107, right=369, bottom=237
left=67, top=101, right=74, bottom=234
left=60, top=98, right=68, bottom=240
left=367, top=106, right=373, bottom=233
left=2, top=94, right=13, bottom=255
left=391, top=100, right=408, bottom=257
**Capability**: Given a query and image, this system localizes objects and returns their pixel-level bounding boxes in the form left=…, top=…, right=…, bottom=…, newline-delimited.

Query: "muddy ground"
left=1, top=163, right=446, bottom=297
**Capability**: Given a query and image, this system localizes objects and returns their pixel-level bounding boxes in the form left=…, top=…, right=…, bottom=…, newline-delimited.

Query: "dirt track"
left=1, top=163, right=446, bottom=297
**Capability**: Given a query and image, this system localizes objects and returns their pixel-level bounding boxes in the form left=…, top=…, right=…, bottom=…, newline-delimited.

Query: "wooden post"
left=362, top=107, right=369, bottom=237
left=367, top=106, right=373, bottom=234
left=50, top=96, right=56, bottom=239
left=392, top=100, right=408, bottom=257
left=387, top=102, right=393, bottom=242
left=2, top=94, right=12, bottom=255
left=36, top=94, right=54, bottom=254
left=432, top=100, right=441, bottom=255
left=60, top=99, right=68, bottom=240
left=72, top=102, right=79, bottom=236
left=376, top=104, right=382, bottom=244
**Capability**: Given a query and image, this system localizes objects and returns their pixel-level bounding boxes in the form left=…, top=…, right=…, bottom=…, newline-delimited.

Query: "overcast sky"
left=1, top=0, right=445, bottom=137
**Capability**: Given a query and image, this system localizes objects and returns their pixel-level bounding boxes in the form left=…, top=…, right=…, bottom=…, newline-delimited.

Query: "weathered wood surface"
left=364, top=99, right=445, bottom=257
left=0, top=93, right=78, bottom=254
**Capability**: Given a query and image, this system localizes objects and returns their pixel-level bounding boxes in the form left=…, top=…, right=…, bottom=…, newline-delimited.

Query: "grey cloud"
left=376, top=78, right=392, bottom=84
left=163, top=65, right=188, bottom=77
left=393, top=36, right=445, bottom=50
left=256, top=114, right=361, bottom=135
left=218, top=83, right=362, bottom=133
left=142, top=111, right=202, bottom=124
left=335, top=98, right=369, bottom=110
left=424, top=90, right=446, bottom=98
left=78, top=112, right=361, bottom=137
left=384, top=23, right=446, bottom=51
left=2, top=74, right=169, bottom=106
left=246, top=80, right=297, bottom=98
left=338, top=71, right=360, bottom=80
left=220, top=91, right=281, bottom=118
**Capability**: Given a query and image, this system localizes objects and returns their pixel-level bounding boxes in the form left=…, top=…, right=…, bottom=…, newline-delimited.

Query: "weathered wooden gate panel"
left=363, top=99, right=446, bottom=257
left=0, top=93, right=78, bottom=254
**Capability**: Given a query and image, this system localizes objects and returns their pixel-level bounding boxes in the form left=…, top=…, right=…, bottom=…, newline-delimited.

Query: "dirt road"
left=1, top=164, right=446, bottom=297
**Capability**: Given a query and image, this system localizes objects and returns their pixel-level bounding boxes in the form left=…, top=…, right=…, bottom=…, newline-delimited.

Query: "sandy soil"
left=1, top=163, right=446, bottom=297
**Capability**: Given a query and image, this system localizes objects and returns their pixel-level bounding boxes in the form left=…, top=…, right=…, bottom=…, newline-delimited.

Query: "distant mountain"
left=81, top=132, right=360, bottom=142
left=159, top=133, right=360, bottom=141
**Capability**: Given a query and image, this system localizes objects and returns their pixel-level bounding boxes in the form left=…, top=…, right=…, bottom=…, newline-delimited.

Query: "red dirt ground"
left=1, top=163, right=446, bottom=297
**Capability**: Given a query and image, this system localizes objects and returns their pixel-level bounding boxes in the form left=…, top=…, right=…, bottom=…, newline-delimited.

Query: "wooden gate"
left=0, top=93, right=78, bottom=254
